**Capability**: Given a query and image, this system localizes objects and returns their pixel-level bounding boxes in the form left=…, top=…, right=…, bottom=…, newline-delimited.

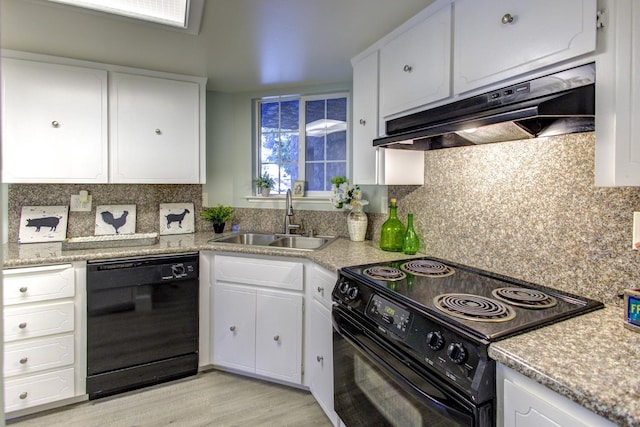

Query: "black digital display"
left=367, top=295, right=411, bottom=338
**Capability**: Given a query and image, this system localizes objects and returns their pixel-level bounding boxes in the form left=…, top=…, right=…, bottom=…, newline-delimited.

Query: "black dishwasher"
left=86, top=253, right=199, bottom=399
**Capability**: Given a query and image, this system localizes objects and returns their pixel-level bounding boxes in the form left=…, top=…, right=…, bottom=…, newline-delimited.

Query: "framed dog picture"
left=19, top=206, right=69, bottom=243
left=159, top=203, right=195, bottom=235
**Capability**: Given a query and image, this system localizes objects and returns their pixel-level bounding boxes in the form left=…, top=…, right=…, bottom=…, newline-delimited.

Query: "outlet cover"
left=70, top=194, right=92, bottom=212
left=634, top=212, right=640, bottom=250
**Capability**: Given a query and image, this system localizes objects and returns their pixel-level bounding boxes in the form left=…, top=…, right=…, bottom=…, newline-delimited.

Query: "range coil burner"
left=363, top=266, right=406, bottom=281
left=492, top=287, right=558, bottom=309
left=434, top=293, right=516, bottom=322
left=401, top=259, right=455, bottom=277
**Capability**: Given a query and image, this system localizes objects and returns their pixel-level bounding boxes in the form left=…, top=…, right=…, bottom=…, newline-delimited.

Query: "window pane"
left=326, top=130, right=346, bottom=161
left=281, top=100, right=299, bottom=131
left=305, top=163, right=325, bottom=191
left=279, top=132, right=299, bottom=163
left=306, top=135, right=325, bottom=161
left=261, top=134, right=279, bottom=163
left=326, top=162, right=346, bottom=190
left=327, top=98, right=347, bottom=121
left=306, top=99, right=325, bottom=124
left=261, top=102, right=279, bottom=131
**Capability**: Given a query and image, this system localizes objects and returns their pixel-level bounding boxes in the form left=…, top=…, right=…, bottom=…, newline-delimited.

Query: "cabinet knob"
left=501, top=13, right=514, bottom=24
left=19, top=357, right=28, bottom=365
left=403, top=65, right=413, bottom=73
left=359, top=119, right=366, bottom=126
left=51, top=121, right=60, bottom=128
left=19, top=287, right=28, bottom=293
left=19, top=392, right=28, bottom=400
left=155, top=129, right=162, bottom=135
left=316, top=355, right=324, bottom=363
left=273, top=335, right=280, bottom=341
left=18, top=322, right=27, bottom=329
left=317, top=286, right=324, bottom=295
left=229, top=325, right=236, bottom=332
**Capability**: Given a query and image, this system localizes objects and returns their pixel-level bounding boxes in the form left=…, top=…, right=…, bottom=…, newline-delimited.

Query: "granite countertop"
left=489, top=305, right=640, bottom=426
left=3, top=232, right=636, bottom=425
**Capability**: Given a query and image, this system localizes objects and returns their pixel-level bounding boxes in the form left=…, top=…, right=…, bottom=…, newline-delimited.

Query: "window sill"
left=245, top=195, right=332, bottom=205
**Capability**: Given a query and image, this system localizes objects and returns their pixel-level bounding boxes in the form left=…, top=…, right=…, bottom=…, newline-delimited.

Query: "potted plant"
left=254, top=172, right=276, bottom=196
left=200, top=204, right=234, bottom=233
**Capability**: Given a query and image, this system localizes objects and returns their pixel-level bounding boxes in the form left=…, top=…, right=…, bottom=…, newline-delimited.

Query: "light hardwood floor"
left=8, top=370, right=333, bottom=427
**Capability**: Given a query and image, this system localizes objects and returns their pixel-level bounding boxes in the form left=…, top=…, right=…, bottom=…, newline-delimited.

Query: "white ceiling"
left=0, top=0, right=435, bottom=92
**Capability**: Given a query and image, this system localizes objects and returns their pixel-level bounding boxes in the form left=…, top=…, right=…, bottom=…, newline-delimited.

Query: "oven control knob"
left=447, top=342, right=468, bottom=364
left=426, top=331, right=445, bottom=351
left=346, top=286, right=359, bottom=300
left=171, top=264, right=186, bottom=278
left=338, top=280, right=350, bottom=295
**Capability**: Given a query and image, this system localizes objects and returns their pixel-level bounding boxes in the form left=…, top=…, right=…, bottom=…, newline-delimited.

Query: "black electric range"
left=332, top=257, right=604, bottom=409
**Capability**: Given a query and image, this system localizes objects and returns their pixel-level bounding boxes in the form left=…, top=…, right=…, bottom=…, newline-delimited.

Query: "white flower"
left=329, top=180, right=368, bottom=209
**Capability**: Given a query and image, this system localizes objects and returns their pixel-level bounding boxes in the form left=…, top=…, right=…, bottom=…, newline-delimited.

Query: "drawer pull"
left=273, top=335, right=280, bottom=341
left=317, top=286, right=324, bottom=295
left=19, top=392, right=28, bottom=400
left=19, top=357, right=28, bottom=365
left=501, top=13, right=514, bottom=24
left=229, top=325, right=236, bottom=332
left=18, top=322, right=27, bottom=329
left=316, top=355, right=324, bottom=363
left=51, top=121, right=60, bottom=128
left=403, top=64, right=413, bottom=72
left=19, top=287, right=28, bottom=293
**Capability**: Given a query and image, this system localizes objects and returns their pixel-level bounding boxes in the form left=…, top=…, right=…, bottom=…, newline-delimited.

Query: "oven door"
left=333, top=306, right=492, bottom=427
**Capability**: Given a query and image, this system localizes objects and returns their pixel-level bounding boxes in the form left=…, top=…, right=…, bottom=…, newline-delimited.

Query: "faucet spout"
left=284, top=189, right=301, bottom=234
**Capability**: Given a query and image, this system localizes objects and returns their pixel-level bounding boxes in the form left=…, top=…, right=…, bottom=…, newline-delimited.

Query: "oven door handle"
left=333, top=307, right=475, bottom=422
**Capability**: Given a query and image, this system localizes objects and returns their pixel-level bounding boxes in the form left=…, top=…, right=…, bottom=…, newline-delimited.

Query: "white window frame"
left=254, top=92, right=350, bottom=198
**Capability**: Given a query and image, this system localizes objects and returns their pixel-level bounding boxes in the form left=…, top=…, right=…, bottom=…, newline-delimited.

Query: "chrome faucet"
left=284, top=189, right=301, bottom=234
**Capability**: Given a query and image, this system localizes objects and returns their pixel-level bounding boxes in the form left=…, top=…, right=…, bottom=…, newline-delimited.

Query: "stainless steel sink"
left=211, top=233, right=279, bottom=246
left=209, top=232, right=336, bottom=251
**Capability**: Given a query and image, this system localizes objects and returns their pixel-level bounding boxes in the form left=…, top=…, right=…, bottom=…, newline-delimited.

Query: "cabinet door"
left=4, top=301, right=74, bottom=342
left=4, top=334, right=74, bottom=378
left=255, top=289, right=302, bottom=384
left=308, top=299, right=337, bottom=425
left=3, top=264, right=75, bottom=306
left=454, top=0, right=597, bottom=93
left=380, top=3, right=452, bottom=118
left=352, top=51, right=380, bottom=185
left=4, top=368, right=74, bottom=413
left=1, top=58, right=108, bottom=183
left=109, top=72, right=201, bottom=183
left=212, top=284, right=256, bottom=372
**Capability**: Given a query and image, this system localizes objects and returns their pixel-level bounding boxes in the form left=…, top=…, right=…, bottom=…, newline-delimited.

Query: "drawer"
left=311, top=265, right=337, bottom=306
left=4, top=334, right=74, bottom=377
left=215, top=255, right=303, bottom=291
left=4, top=368, right=74, bottom=412
left=3, top=264, right=75, bottom=306
left=4, top=301, right=74, bottom=342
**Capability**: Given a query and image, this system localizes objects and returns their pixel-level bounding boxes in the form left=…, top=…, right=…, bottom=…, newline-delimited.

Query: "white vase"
left=347, top=201, right=367, bottom=242
left=261, top=188, right=271, bottom=197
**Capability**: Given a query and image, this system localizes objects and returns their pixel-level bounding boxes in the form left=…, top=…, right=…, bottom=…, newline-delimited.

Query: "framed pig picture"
left=19, top=206, right=69, bottom=243
left=95, top=205, right=136, bottom=235
left=159, top=203, right=195, bottom=235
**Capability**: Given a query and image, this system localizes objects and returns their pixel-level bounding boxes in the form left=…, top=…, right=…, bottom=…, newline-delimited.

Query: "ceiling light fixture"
left=44, top=0, right=203, bottom=33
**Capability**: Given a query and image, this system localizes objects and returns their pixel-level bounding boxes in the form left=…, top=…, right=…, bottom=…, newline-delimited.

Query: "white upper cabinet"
left=595, top=0, right=640, bottom=186
left=380, top=3, right=452, bottom=119
left=454, top=0, right=598, bottom=94
left=109, top=72, right=203, bottom=183
left=1, top=58, right=108, bottom=183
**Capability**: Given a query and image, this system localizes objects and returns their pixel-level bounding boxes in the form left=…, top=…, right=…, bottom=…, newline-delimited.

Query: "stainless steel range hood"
left=373, top=63, right=595, bottom=150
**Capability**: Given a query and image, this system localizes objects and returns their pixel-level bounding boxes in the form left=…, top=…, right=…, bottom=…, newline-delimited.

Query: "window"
left=256, top=93, right=348, bottom=196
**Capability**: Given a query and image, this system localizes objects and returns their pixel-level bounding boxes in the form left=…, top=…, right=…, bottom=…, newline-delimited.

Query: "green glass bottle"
left=403, top=213, right=420, bottom=255
left=380, top=198, right=405, bottom=252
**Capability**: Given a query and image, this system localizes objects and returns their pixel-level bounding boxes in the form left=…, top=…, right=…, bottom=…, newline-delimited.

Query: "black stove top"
left=340, top=257, right=603, bottom=342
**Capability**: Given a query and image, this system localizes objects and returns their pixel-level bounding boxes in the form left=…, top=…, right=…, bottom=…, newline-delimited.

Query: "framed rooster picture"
left=159, top=203, right=194, bottom=235
left=95, top=205, right=136, bottom=235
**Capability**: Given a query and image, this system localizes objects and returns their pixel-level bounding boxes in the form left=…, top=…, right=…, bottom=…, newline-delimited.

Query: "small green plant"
left=254, top=172, right=276, bottom=189
left=330, top=176, right=347, bottom=186
left=200, top=204, right=234, bottom=225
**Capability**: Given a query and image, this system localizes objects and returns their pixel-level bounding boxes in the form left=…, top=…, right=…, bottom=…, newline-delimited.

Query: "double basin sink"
left=208, top=232, right=336, bottom=251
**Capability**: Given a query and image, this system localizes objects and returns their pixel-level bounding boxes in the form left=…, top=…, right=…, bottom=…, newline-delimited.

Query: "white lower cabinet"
left=212, top=255, right=303, bottom=385
left=305, top=264, right=338, bottom=425
left=497, top=363, right=616, bottom=427
left=2, top=263, right=86, bottom=416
